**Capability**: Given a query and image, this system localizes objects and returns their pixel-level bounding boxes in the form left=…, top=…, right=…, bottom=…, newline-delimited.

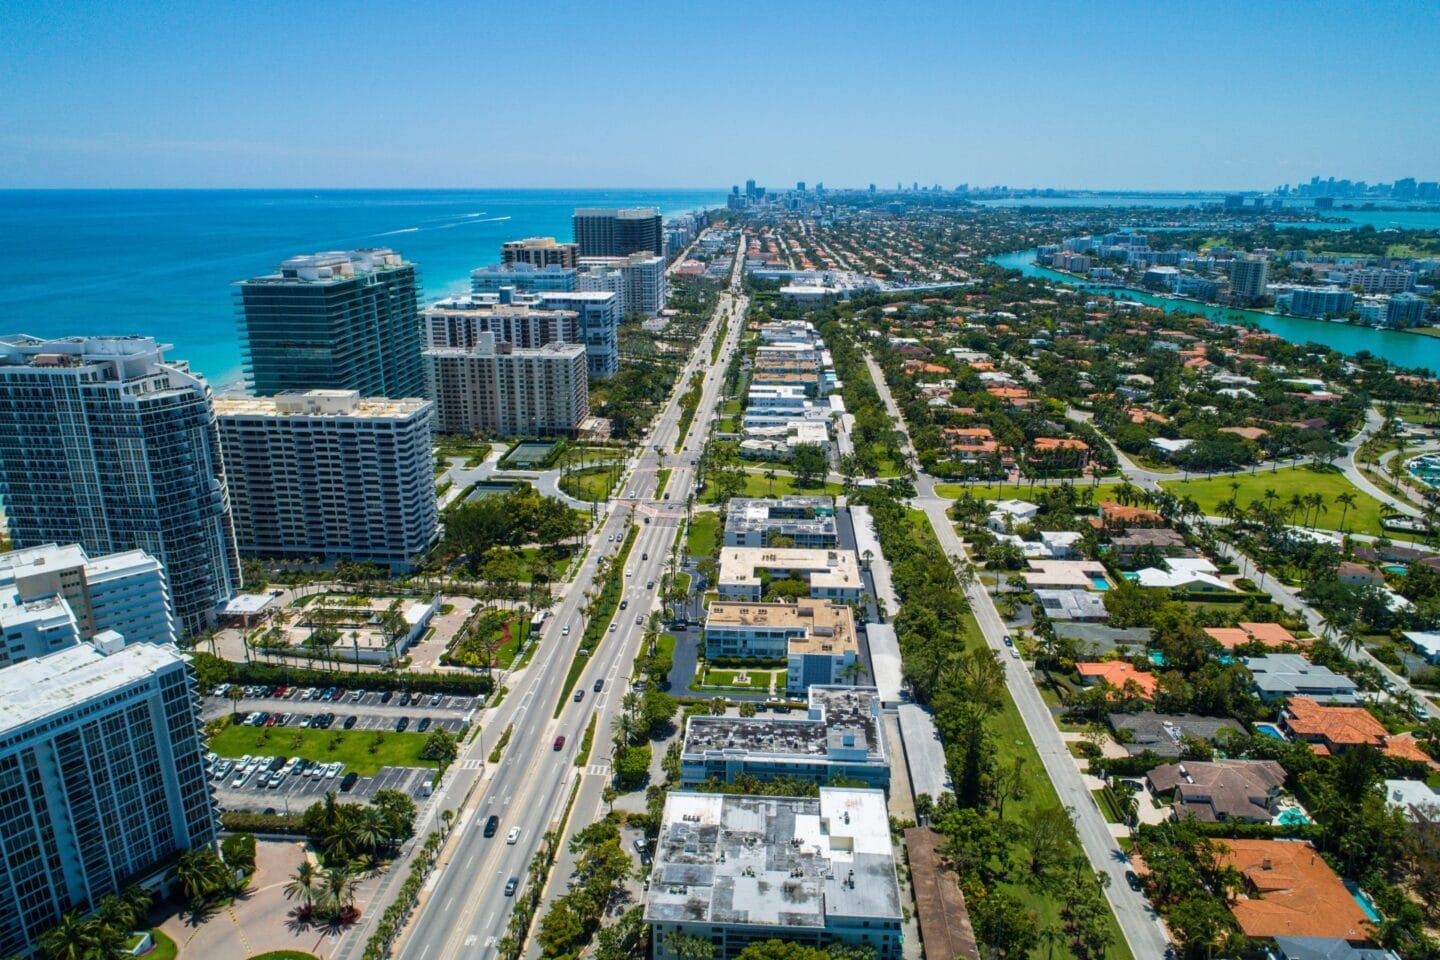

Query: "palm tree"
left=355, top=806, right=390, bottom=860
left=319, top=864, right=357, bottom=921
left=1335, top=491, right=1358, bottom=533
left=283, top=861, right=319, bottom=911
left=175, top=848, right=226, bottom=906
left=38, top=911, right=96, bottom=960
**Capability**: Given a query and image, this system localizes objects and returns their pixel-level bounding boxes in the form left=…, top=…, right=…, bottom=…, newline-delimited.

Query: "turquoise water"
left=1384, top=564, right=1409, bottom=575
left=1148, top=650, right=1166, bottom=667
left=1345, top=881, right=1383, bottom=922
left=0, top=188, right=728, bottom=389
left=1090, top=577, right=1111, bottom=591
left=1276, top=808, right=1310, bottom=826
left=991, top=249, right=1440, bottom=374
left=1253, top=722, right=1286, bottom=740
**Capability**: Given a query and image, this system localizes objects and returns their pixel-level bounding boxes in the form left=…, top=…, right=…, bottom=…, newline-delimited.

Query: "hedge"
left=1134, top=820, right=1323, bottom=843
left=193, top=652, right=493, bottom=697
left=220, top=811, right=307, bottom=835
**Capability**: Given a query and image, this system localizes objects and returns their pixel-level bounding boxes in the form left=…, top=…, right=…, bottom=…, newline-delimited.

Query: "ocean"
left=0, top=188, right=728, bottom=390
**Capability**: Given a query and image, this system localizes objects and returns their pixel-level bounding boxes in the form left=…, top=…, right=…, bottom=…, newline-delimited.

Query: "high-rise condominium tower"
left=572, top=207, right=664, bottom=258
left=0, top=336, right=240, bottom=636
left=236, top=248, right=425, bottom=398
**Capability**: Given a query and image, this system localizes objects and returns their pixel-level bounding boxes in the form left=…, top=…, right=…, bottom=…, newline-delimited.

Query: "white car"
left=507, top=827, right=521, bottom=845
left=326, top=762, right=342, bottom=778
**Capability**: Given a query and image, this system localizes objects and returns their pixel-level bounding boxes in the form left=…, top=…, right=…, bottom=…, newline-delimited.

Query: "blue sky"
left=2, top=0, right=1436, bottom=190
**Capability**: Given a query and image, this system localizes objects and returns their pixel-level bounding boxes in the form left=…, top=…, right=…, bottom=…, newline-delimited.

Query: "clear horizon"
left=2, top=0, right=1437, bottom=190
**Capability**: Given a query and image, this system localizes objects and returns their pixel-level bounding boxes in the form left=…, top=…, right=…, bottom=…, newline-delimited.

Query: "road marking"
left=463, top=935, right=477, bottom=947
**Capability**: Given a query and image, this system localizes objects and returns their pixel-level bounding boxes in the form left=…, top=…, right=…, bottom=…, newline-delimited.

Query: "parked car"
left=417, top=717, right=431, bottom=732
left=430, top=693, right=442, bottom=706
left=339, top=771, right=359, bottom=792
left=343, top=715, right=357, bottom=729
left=396, top=716, right=409, bottom=732
left=380, top=690, right=393, bottom=704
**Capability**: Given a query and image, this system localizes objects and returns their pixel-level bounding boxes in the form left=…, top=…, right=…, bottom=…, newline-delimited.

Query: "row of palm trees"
left=33, top=885, right=153, bottom=960
left=283, top=860, right=359, bottom=925
left=1214, top=483, right=1361, bottom=534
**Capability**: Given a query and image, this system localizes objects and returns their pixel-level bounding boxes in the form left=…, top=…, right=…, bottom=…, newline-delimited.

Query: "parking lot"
left=211, top=759, right=435, bottom=814
left=203, top=684, right=482, bottom=735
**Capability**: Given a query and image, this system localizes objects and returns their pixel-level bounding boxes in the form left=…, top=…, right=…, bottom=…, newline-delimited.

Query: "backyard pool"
left=1345, top=881, right=1383, bottom=923
left=1149, top=650, right=1167, bottom=667
left=1384, top=564, right=1408, bottom=575
left=1091, top=577, right=1111, bottom=591
left=1253, top=722, right=1287, bottom=740
left=1274, top=807, right=1310, bottom=826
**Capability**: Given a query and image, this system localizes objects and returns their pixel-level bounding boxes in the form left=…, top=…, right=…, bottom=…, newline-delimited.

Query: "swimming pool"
left=1149, top=650, right=1167, bottom=667
left=1275, top=808, right=1310, bottom=826
left=1345, top=881, right=1383, bottom=923
left=1253, top=722, right=1287, bottom=740
left=1091, top=577, right=1111, bottom=591
left=1384, top=564, right=1408, bottom=575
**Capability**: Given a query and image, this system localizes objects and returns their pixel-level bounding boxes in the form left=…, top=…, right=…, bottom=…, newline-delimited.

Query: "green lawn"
left=703, top=473, right=842, bottom=503
left=686, top=512, right=721, bottom=557
left=144, top=931, right=178, bottom=960
left=560, top=464, right=622, bottom=502
left=1158, top=464, right=1391, bottom=537
left=209, top=724, right=437, bottom=775
left=979, top=615, right=1134, bottom=960
left=934, top=479, right=1121, bottom=500
left=556, top=445, right=626, bottom=469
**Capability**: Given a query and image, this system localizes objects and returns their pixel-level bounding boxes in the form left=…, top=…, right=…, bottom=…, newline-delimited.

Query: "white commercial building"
left=215, top=391, right=439, bottom=572
left=716, top=547, right=863, bottom=602
left=424, top=332, right=590, bottom=437
left=645, top=788, right=901, bottom=960
left=0, top=336, right=240, bottom=636
left=578, top=253, right=668, bottom=317
left=0, top=641, right=216, bottom=957
left=0, top=543, right=176, bottom=666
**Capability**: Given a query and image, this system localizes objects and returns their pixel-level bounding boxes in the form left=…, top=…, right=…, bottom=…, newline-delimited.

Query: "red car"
left=553, top=735, right=566, bottom=751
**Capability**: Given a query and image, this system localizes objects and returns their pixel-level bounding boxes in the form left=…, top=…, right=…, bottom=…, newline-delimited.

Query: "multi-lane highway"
left=394, top=236, right=748, bottom=960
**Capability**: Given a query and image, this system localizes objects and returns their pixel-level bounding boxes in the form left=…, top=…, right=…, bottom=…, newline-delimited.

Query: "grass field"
left=685, top=512, right=721, bottom=557
left=934, top=479, right=1122, bottom=500
left=702, top=473, right=842, bottom=503
left=209, top=724, right=436, bottom=775
left=1158, top=464, right=1391, bottom=536
left=560, top=465, right=622, bottom=502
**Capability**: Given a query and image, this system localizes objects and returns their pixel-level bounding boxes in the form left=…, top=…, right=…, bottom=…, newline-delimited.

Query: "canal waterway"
left=990, top=249, right=1440, bottom=374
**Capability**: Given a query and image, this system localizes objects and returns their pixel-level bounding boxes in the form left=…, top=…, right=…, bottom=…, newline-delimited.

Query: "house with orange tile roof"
left=1027, top=437, right=1090, bottom=469
left=1280, top=697, right=1434, bottom=764
left=1203, top=622, right=1302, bottom=650
left=1218, top=839, right=1374, bottom=942
left=1097, top=501, right=1164, bottom=529
left=1076, top=661, right=1158, bottom=700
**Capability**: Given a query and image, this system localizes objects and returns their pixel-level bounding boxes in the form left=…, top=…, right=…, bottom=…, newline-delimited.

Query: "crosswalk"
left=460, top=757, right=484, bottom=770
left=585, top=763, right=610, bottom=777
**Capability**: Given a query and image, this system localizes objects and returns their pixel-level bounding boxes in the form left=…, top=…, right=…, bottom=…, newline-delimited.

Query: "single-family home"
left=1076, top=661, right=1158, bottom=700
left=1033, top=589, right=1107, bottom=621
left=1146, top=759, right=1286, bottom=823
left=1108, top=712, right=1245, bottom=758
left=1280, top=697, right=1434, bottom=763
left=1218, top=839, right=1374, bottom=941
left=1245, top=655, right=1358, bottom=704
left=1024, top=560, right=1110, bottom=591
left=1204, top=622, right=1302, bottom=650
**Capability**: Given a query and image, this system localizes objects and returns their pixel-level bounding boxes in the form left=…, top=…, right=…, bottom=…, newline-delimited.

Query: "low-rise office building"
left=216, top=391, right=438, bottom=571
left=704, top=600, right=859, bottom=693
left=724, top=496, right=838, bottom=548
left=716, top=547, right=863, bottom=602
left=680, top=686, right=887, bottom=788
left=424, top=332, right=589, bottom=437
left=646, top=788, right=902, bottom=960
left=0, top=640, right=216, bottom=957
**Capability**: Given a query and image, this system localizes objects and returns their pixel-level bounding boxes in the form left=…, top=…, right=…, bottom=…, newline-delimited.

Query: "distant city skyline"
left=2, top=0, right=1437, bottom=190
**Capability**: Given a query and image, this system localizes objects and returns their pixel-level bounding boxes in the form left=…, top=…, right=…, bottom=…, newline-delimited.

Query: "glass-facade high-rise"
left=0, top=336, right=240, bottom=636
left=236, top=248, right=425, bottom=399
left=572, top=207, right=664, bottom=258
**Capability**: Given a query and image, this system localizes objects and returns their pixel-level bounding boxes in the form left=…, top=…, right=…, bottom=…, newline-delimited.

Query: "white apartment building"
left=646, top=788, right=902, bottom=960
left=0, top=336, right=240, bottom=636
left=716, top=547, right=863, bottom=602
left=422, top=296, right=580, bottom=350
left=703, top=600, right=860, bottom=693
left=0, top=544, right=176, bottom=665
left=538, top=290, right=620, bottom=379
left=0, top=641, right=215, bottom=957
left=424, top=332, right=589, bottom=437
left=215, top=391, right=439, bottom=572
left=578, top=253, right=668, bottom=317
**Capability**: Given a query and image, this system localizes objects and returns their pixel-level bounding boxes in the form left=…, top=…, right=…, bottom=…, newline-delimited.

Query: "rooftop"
left=1219, top=839, right=1373, bottom=941
left=243, top=248, right=406, bottom=285
left=717, top=547, right=861, bottom=593
left=0, top=642, right=186, bottom=735
left=903, top=827, right=980, bottom=960
left=1077, top=661, right=1158, bottom=699
left=644, top=788, right=901, bottom=929
left=1147, top=759, right=1286, bottom=821
left=1108, top=712, right=1246, bottom=757
left=215, top=390, right=431, bottom=420
left=682, top=686, right=883, bottom=764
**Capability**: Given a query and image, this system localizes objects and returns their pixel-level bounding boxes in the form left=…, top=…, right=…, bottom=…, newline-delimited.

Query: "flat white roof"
left=0, top=642, right=184, bottom=735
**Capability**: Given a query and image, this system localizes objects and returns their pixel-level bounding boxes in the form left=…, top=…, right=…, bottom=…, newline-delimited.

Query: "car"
left=351, top=689, right=364, bottom=701
left=396, top=716, right=409, bottom=732
left=662, top=493, right=669, bottom=500
left=633, top=837, right=648, bottom=857
left=274, top=686, right=288, bottom=698
left=619, top=599, right=628, bottom=610
left=231, top=768, right=251, bottom=788
left=607, top=533, right=614, bottom=542
left=1125, top=870, right=1142, bottom=891
left=1002, top=635, right=1013, bottom=646
left=503, top=877, right=518, bottom=897
left=343, top=715, right=357, bottom=729
left=213, top=683, right=230, bottom=697
left=635, top=615, right=643, bottom=625
left=561, top=624, right=571, bottom=636
left=1010, top=647, right=1021, bottom=659
left=593, top=679, right=604, bottom=692
left=574, top=690, right=584, bottom=703
left=380, top=690, right=393, bottom=704
left=396, top=692, right=410, bottom=706
left=325, top=762, right=341, bottom=778
left=256, top=771, right=272, bottom=787
left=646, top=580, right=654, bottom=590
left=641, top=552, right=648, bottom=561
left=417, top=717, right=432, bottom=732
left=553, top=735, right=566, bottom=750
left=644, top=517, right=650, bottom=524
left=339, top=771, right=359, bottom=792
left=301, top=688, right=314, bottom=701
left=264, top=713, right=278, bottom=727
left=608, top=623, right=617, bottom=633
left=268, top=755, right=286, bottom=771
left=484, top=815, right=501, bottom=838
left=625, top=567, right=633, bottom=577
left=507, top=827, right=521, bottom=844
left=430, top=693, right=442, bottom=706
